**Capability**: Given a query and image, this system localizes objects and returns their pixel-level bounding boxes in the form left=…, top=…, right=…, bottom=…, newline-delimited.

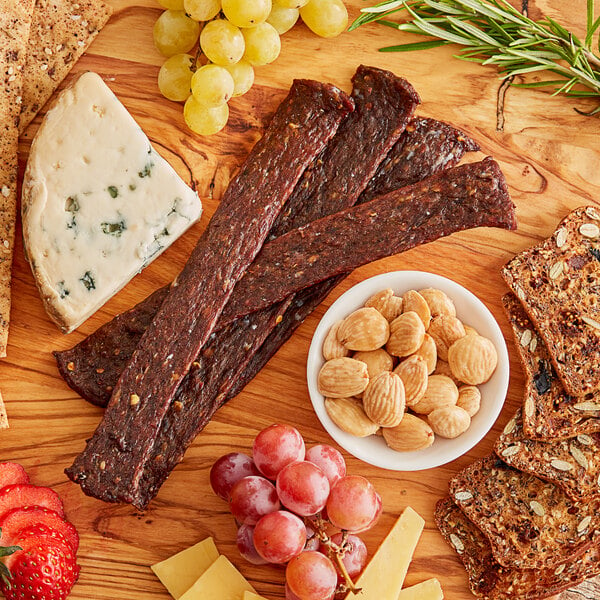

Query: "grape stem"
left=304, top=515, right=362, bottom=595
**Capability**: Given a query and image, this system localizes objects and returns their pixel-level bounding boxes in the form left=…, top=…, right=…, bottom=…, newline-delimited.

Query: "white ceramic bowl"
left=306, top=271, right=509, bottom=471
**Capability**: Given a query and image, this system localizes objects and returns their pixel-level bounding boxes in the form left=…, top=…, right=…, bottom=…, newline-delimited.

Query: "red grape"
left=253, top=424, right=305, bottom=479
left=326, top=475, right=380, bottom=532
left=276, top=461, right=330, bottom=516
left=253, top=510, right=306, bottom=563
left=285, top=583, right=303, bottom=600
left=323, top=533, right=367, bottom=580
left=229, top=475, right=280, bottom=525
left=304, top=536, right=320, bottom=552
left=305, top=444, right=346, bottom=487
left=237, top=524, right=268, bottom=565
left=210, top=452, right=259, bottom=500
left=286, top=551, right=337, bottom=600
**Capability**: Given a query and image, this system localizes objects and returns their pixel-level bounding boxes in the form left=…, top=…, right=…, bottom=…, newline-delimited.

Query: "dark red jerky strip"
left=54, top=115, right=477, bottom=408
left=211, top=158, right=517, bottom=321
left=358, top=116, right=479, bottom=204
left=65, top=80, right=353, bottom=504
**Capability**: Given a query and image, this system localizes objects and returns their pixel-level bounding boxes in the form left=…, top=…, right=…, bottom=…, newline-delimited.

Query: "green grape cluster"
left=153, top=0, right=349, bottom=135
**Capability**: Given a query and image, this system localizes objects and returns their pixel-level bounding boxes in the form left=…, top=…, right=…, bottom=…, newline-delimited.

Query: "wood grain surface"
left=6, top=0, right=600, bottom=598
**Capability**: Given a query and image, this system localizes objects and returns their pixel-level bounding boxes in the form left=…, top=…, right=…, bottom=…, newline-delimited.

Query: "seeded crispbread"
left=435, top=496, right=600, bottom=600
left=0, top=0, right=36, bottom=362
left=495, top=410, right=600, bottom=501
left=502, top=206, right=600, bottom=397
left=503, top=293, right=600, bottom=440
left=19, top=0, right=113, bottom=133
left=449, top=455, right=600, bottom=570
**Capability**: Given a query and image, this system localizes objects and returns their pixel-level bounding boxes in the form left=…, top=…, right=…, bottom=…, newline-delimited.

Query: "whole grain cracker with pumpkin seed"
left=502, top=207, right=600, bottom=396
left=19, top=0, right=113, bottom=133
left=0, top=0, right=36, bottom=362
left=436, top=496, right=600, bottom=600
left=449, top=455, right=600, bottom=570
left=495, top=410, right=600, bottom=501
left=503, top=293, right=600, bottom=440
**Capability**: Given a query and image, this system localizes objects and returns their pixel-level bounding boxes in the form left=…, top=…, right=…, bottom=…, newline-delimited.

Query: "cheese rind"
left=179, top=555, right=256, bottom=600
left=397, top=578, right=443, bottom=600
left=22, top=71, right=202, bottom=333
left=151, top=537, right=219, bottom=599
left=348, top=506, right=425, bottom=600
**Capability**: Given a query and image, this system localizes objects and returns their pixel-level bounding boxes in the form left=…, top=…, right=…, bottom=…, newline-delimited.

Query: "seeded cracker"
left=495, top=410, right=600, bottom=501
left=19, top=0, right=113, bottom=134
left=435, top=497, right=600, bottom=600
left=503, top=292, right=600, bottom=440
left=449, top=455, right=600, bottom=570
left=502, top=206, right=600, bottom=396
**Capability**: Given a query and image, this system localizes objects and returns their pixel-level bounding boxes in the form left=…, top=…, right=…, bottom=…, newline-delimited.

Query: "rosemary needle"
left=349, top=0, right=600, bottom=114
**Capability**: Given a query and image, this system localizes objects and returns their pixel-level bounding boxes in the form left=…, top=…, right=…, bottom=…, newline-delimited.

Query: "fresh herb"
left=57, top=281, right=70, bottom=299
left=350, top=0, right=600, bottom=114
left=80, top=271, right=96, bottom=291
left=65, top=196, right=79, bottom=213
left=101, top=220, right=127, bottom=236
left=107, top=185, right=119, bottom=198
left=138, top=162, right=153, bottom=178
left=129, top=183, right=137, bottom=191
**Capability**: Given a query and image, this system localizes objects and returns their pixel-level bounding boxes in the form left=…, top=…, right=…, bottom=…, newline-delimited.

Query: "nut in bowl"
left=306, top=271, right=510, bottom=471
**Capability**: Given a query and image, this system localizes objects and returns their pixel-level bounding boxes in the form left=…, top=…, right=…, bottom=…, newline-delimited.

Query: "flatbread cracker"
left=503, top=293, right=600, bottom=440
left=495, top=410, right=600, bottom=501
left=0, top=0, right=36, bottom=360
left=449, top=455, right=600, bottom=570
left=435, top=496, right=600, bottom=600
left=502, top=206, right=600, bottom=396
left=19, top=0, right=113, bottom=133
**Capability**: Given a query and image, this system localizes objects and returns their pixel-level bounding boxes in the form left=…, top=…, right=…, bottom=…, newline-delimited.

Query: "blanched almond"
left=457, top=385, right=481, bottom=417
left=428, top=405, right=471, bottom=438
left=337, top=307, right=390, bottom=351
left=402, top=290, right=431, bottom=329
left=434, top=359, right=461, bottom=385
left=394, top=355, right=428, bottom=407
left=414, top=334, right=437, bottom=374
left=448, top=334, right=498, bottom=385
left=318, top=357, right=369, bottom=398
left=365, top=288, right=403, bottom=321
left=419, top=288, right=456, bottom=318
left=386, top=311, right=426, bottom=357
left=362, top=371, right=405, bottom=427
left=325, top=397, right=379, bottom=437
left=353, top=348, right=394, bottom=379
left=382, top=414, right=434, bottom=452
left=322, top=321, right=350, bottom=361
left=428, top=315, right=466, bottom=361
left=412, top=374, right=458, bottom=415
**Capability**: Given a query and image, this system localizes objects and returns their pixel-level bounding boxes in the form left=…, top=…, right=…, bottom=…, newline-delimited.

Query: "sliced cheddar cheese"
left=398, top=578, right=443, bottom=600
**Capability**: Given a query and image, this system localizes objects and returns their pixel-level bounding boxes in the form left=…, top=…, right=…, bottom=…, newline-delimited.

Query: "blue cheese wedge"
left=22, top=71, right=202, bottom=333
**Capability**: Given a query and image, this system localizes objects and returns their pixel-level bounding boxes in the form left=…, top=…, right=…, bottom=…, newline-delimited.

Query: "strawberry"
left=0, top=465, right=29, bottom=491
left=0, top=508, right=79, bottom=554
left=0, top=486, right=63, bottom=521
left=0, top=536, right=79, bottom=600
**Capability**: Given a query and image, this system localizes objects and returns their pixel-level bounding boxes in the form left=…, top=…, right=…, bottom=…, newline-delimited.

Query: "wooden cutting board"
left=6, top=0, right=600, bottom=598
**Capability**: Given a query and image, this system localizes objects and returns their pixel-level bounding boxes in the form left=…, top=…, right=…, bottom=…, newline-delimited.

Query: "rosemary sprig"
left=349, top=0, right=600, bottom=114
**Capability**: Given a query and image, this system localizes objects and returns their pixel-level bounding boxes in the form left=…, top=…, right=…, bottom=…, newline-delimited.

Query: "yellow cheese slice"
left=243, top=592, right=270, bottom=600
left=151, top=537, right=219, bottom=599
left=348, top=506, right=425, bottom=600
left=179, top=555, right=256, bottom=600
left=398, top=578, right=443, bottom=600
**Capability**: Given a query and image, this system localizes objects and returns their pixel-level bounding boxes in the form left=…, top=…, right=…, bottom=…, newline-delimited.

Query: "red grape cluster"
left=210, top=424, right=382, bottom=599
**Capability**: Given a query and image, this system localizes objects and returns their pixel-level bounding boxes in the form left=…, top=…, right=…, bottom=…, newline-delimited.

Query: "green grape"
left=274, top=0, right=308, bottom=8
left=267, top=5, right=299, bottom=34
left=242, top=22, right=281, bottom=66
left=191, top=63, right=235, bottom=107
left=224, top=60, right=255, bottom=96
left=158, top=54, right=194, bottom=101
left=221, top=0, right=272, bottom=28
left=184, top=96, right=229, bottom=135
left=157, top=0, right=184, bottom=10
left=153, top=10, right=200, bottom=57
left=300, top=0, right=348, bottom=38
left=184, top=0, right=221, bottom=22
left=200, top=19, right=245, bottom=66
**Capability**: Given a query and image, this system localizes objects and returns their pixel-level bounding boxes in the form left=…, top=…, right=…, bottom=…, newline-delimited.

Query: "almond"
left=412, top=374, right=458, bottom=415
left=337, top=307, right=390, bottom=351
left=353, top=348, right=394, bottom=379
left=325, top=397, right=379, bottom=437
left=322, top=320, right=350, bottom=361
left=428, top=315, right=466, bottom=361
left=457, top=385, right=481, bottom=417
left=318, top=357, right=369, bottom=398
left=386, top=311, right=426, bottom=357
left=362, top=371, right=405, bottom=427
left=448, top=334, right=498, bottom=385
left=394, top=355, right=428, bottom=407
left=382, top=414, right=434, bottom=452
left=364, top=288, right=403, bottom=321
left=402, top=290, right=431, bottom=329
left=413, top=334, right=437, bottom=374
left=419, top=288, right=456, bottom=318
left=428, top=405, right=471, bottom=438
